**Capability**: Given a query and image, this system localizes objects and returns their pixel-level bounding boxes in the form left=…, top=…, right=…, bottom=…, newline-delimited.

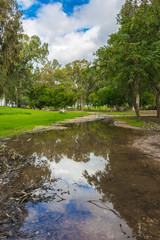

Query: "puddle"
left=0, top=121, right=160, bottom=239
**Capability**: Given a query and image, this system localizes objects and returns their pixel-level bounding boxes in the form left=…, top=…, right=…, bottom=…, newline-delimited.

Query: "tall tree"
left=53, top=63, right=74, bottom=90
left=116, top=0, right=160, bottom=117
left=10, top=34, right=49, bottom=106
left=70, top=60, right=90, bottom=109
left=140, top=0, right=160, bottom=117
left=0, top=0, right=23, bottom=102
left=95, top=0, right=160, bottom=118
left=53, top=59, right=90, bottom=109
left=40, top=59, right=61, bottom=88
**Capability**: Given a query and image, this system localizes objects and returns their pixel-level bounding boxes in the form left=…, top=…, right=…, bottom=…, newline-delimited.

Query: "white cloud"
left=34, top=152, right=109, bottom=184
left=17, top=0, right=36, bottom=10
left=49, top=26, right=100, bottom=63
left=22, top=0, right=125, bottom=64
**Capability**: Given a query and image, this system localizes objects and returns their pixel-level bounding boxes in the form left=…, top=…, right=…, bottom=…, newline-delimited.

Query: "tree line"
left=0, top=0, right=160, bottom=117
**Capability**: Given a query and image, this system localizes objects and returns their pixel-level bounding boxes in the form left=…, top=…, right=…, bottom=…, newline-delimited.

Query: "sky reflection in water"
left=7, top=121, right=160, bottom=239
left=33, top=152, right=109, bottom=184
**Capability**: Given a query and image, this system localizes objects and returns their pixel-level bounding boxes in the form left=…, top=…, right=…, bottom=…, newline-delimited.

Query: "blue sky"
left=18, top=0, right=90, bottom=18
left=17, top=0, right=125, bottom=64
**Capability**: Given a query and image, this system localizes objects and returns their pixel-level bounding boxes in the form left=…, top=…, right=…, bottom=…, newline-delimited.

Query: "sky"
left=17, top=0, right=125, bottom=65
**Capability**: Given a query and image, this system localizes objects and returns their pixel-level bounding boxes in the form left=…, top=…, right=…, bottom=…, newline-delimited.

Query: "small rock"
left=103, top=118, right=115, bottom=125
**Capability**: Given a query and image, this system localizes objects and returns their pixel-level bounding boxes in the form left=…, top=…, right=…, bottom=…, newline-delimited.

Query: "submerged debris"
left=0, top=146, right=26, bottom=188
left=0, top=145, right=69, bottom=239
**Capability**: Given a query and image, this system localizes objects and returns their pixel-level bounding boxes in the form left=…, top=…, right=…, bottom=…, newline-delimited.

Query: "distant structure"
left=0, top=98, right=5, bottom=106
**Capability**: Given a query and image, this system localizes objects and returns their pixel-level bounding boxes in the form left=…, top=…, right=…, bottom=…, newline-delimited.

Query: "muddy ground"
left=113, top=115, right=160, bottom=161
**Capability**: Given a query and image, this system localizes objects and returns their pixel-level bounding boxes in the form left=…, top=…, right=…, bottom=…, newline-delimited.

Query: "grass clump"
left=0, top=107, right=89, bottom=138
left=108, top=112, right=136, bottom=116
left=114, top=117, right=145, bottom=127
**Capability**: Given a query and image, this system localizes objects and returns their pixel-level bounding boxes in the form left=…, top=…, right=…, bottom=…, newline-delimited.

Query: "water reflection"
left=9, top=122, right=113, bottom=163
left=4, top=121, right=160, bottom=239
left=33, top=152, right=109, bottom=184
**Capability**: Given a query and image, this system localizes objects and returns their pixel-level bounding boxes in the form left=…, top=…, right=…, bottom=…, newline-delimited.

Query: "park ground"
left=0, top=107, right=160, bottom=161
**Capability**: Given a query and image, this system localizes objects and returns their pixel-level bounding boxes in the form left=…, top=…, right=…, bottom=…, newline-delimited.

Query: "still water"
left=2, top=121, right=160, bottom=239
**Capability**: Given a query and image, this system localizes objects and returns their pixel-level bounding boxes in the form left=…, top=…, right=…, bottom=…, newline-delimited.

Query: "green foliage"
left=28, top=84, right=77, bottom=109
left=0, top=0, right=49, bottom=107
left=53, top=59, right=90, bottom=109
left=39, top=59, right=61, bottom=88
left=51, top=85, right=76, bottom=109
left=140, top=91, right=155, bottom=108
left=29, top=84, right=51, bottom=109
left=0, top=0, right=23, bottom=101
left=88, top=93, right=99, bottom=107
left=88, top=87, right=126, bottom=108
left=1, top=0, right=159, bottom=118
left=11, top=34, right=49, bottom=107
left=95, top=0, right=160, bottom=117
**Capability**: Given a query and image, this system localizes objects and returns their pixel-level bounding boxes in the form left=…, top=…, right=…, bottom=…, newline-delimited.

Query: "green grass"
left=83, top=106, right=111, bottom=111
left=114, top=117, right=145, bottom=127
left=0, top=107, right=90, bottom=138
left=107, top=112, right=136, bottom=116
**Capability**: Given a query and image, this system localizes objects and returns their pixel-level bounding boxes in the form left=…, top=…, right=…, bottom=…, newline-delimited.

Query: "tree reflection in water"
left=6, top=121, right=160, bottom=239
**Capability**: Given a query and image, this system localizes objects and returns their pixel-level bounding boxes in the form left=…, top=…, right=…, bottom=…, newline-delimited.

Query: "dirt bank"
left=112, top=119, right=160, bottom=161
left=112, top=117, right=160, bottom=161
left=133, top=131, right=160, bottom=161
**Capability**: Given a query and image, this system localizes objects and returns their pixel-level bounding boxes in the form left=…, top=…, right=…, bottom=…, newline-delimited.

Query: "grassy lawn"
left=0, top=107, right=89, bottom=138
left=114, top=117, right=145, bottom=127
left=107, top=112, right=136, bottom=116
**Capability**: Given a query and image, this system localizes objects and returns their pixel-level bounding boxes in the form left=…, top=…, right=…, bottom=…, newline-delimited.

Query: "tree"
left=53, top=59, right=90, bottom=109
left=95, top=0, right=160, bottom=118
left=0, top=0, right=23, bottom=103
left=9, top=34, right=48, bottom=106
left=28, top=84, right=51, bottom=109
left=0, top=1, right=49, bottom=107
left=139, top=0, right=160, bottom=117
left=88, top=93, right=99, bottom=107
left=116, top=0, right=160, bottom=117
left=82, top=64, right=107, bottom=105
left=140, top=91, right=155, bottom=109
left=53, top=64, right=74, bottom=90
left=40, top=59, right=61, bottom=88
left=70, top=60, right=90, bottom=109
left=28, top=85, right=77, bottom=109
left=52, top=85, right=76, bottom=109
left=97, top=86, right=126, bottom=108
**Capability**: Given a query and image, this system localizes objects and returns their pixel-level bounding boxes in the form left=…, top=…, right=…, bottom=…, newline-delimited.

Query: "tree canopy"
left=0, top=0, right=160, bottom=116
left=94, top=0, right=160, bottom=117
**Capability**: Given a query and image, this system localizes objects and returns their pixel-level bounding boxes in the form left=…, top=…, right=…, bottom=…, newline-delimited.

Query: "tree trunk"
left=134, top=81, right=140, bottom=118
left=156, top=91, right=160, bottom=118
left=80, top=98, right=83, bottom=110
left=77, top=99, right=81, bottom=110
left=129, top=80, right=140, bottom=119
